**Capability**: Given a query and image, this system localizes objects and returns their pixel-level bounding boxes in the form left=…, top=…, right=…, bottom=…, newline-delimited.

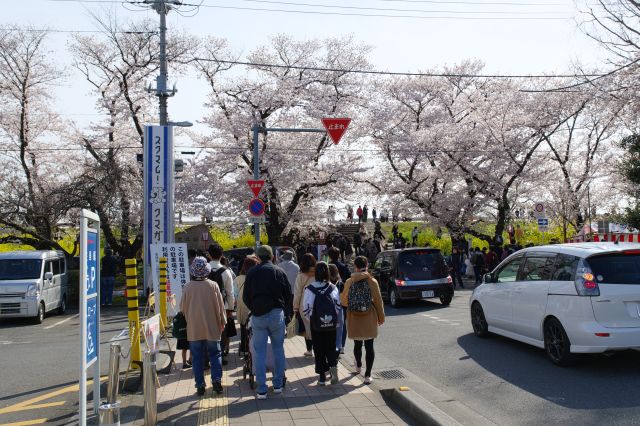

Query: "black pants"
left=353, top=339, right=375, bottom=377
left=305, top=338, right=313, bottom=352
left=311, top=329, right=338, bottom=375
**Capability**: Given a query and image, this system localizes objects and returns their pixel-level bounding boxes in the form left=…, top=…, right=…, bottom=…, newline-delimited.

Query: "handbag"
left=296, top=312, right=306, bottom=336
left=172, top=312, right=187, bottom=340
left=224, top=313, right=238, bottom=337
left=286, top=316, right=297, bottom=339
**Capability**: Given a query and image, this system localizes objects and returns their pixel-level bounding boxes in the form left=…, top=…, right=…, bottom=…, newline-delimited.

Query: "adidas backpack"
left=348, top=279, right=372, bottom=314
left=309, top=283, right=339, bottom=332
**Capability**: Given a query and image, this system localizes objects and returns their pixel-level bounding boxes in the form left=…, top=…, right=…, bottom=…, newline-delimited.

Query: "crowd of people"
left=178, top=243, right=386, bottom=398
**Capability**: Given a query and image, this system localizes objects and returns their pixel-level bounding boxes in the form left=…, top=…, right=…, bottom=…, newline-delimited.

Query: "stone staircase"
left=334, top=222, right=376, bottom=240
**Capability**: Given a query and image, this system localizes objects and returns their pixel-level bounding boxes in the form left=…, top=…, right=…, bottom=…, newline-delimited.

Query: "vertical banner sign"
left=144, top=126, right=175, bottom=296
left=149, top=243, right=188, bottom=315
left=79, top=209, right=101, bottom=426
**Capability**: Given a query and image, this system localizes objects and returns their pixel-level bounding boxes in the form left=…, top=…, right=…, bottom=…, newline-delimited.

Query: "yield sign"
left=322, top=118, right=351, bottom=144
left=247, top=180, right=265, bottom=197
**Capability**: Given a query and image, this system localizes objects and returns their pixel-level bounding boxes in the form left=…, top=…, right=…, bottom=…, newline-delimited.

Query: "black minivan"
left=372, top=248, right=453, bottom=308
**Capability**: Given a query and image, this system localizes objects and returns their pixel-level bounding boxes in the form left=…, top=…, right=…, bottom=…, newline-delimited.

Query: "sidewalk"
left=119, top=335, right=411, bottom=425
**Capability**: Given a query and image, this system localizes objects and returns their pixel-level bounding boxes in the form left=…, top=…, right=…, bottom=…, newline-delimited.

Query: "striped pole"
left=126, top=259, right=142, bottom=369
left=159, top=257, right=168, bottom=330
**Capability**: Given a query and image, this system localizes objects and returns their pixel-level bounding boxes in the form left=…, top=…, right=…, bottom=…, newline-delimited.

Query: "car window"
left=44, top=260, right=53, bottom=274
left=496, top=257, right=523, bottom=283
left=586, top=253, right=640, bottom=285
left=397, top=250, right=447, bottom=280
left=520, top=256, right=556, bottom=281
left=374, top=255, right=384, bottom=270
left=53, top=259, right=61, bottom=275
left=552, top=254, right=579, bottom=281
left=60, top=258, right=66, bottom=274
left=0, top=259, right=43, bottom=280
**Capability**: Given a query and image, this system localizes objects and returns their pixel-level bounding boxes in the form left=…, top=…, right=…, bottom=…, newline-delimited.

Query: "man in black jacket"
left=243, top=245, right=293, bottom=399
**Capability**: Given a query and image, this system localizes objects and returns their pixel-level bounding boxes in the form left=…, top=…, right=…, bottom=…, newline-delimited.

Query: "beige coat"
left=293, top=271, right=314, bottom=339
left=340, top=271, right=385, bottom=341
left=235, top=275, right=250, bottom=326
left=180, top=278, right=227, bottom=342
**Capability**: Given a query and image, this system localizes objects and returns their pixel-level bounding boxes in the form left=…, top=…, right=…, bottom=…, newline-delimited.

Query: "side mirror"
left=44, top=272, right=53, bottom=281
left=483, top=273, right=494, bottom=284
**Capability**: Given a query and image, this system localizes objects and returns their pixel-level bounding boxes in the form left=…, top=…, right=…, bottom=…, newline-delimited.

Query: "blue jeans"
left=251, top=308, right=286, bottom=394
left=336, top=308, right=345, bottom=351
left=189, top=340, right=222, bottom=388
left=101, top=276, right=115, bottom=305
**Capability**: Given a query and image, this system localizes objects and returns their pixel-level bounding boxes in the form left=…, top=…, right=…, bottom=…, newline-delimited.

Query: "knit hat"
left=190, top=256, right=211, bottom=278
left=256, top=245, right=273, bottom=258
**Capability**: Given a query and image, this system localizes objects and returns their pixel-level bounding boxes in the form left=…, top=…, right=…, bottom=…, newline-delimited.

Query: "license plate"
left=421, top=290, right=435, bottom=298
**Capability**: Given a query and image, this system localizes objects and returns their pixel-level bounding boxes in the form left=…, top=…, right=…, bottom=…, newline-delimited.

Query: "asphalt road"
left=374, top=287, right=640, bottom=425
left=0, top=306, right=130, bottom=426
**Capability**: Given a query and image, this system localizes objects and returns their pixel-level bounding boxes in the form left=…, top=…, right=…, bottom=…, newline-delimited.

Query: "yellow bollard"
left=159, top=257, right=168, bottom=331
left=126, top=259, right=142, bottom=369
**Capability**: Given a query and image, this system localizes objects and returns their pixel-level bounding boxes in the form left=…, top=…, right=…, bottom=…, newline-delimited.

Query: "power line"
left=184, top=2, right=572, bottom=19
left=193, top=57, right=602, bottom=79
left=0, top=27, right=154, bottom=34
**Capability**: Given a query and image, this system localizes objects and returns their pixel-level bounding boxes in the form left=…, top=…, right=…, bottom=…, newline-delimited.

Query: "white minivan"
left=0, top=251, right=68, bottom=323
left=470, top=243, right=640, bottom=365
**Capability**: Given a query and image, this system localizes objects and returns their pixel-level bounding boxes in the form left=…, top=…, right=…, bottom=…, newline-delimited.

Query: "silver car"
left=0, top=250, right=68, bottom=323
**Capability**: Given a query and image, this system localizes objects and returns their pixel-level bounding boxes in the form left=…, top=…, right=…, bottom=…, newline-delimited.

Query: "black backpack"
left=172, top=312, right=187, bottom=340
left=348, top=279, right=372, bottom=314
left=308, top=283, right=339, bottom=332
left=208, top=267, right=228, bottom=302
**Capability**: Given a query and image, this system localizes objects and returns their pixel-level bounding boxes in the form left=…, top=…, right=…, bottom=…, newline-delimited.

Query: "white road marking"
left=44, top=314, right=79, bottom=330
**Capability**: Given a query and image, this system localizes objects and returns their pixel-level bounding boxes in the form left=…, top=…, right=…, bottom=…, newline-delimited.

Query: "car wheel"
left=34, top=302, right=45, bottom=324
left=439, top=291, right=453, bottom=306
left=389, top=287, right=401, bottom=308
left=543, top=317, right=574, bottom=366
left=57, top=296, right=66, bottom=315
left=471, top=302, right=489, bottom=337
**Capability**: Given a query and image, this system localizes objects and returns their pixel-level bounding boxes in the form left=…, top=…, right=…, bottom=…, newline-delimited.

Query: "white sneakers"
left=304, top=350, right=313, bottom=357
left=364, top=376, right=373, bottom=385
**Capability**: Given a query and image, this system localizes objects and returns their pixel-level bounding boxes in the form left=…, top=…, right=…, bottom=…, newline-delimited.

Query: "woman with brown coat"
left=340, top=256, right=385, bottom=384
left=293, top=253, right=317, bottom=356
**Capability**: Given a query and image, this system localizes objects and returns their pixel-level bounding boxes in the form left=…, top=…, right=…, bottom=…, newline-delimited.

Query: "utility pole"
left=146, top=0, right=179, bottom=125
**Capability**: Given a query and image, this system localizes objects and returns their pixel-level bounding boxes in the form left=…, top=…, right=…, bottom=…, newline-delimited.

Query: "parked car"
left=0, top=250, right=68, bottom=324
left=470, top=243, right=640, bottom=366
left=372, top=248, right=453, bottom=308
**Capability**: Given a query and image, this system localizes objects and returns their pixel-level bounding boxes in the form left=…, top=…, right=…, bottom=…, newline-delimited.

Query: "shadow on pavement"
left=457, top=333, right=640, bottom=410
left=384, top=299, right=453, bottom=317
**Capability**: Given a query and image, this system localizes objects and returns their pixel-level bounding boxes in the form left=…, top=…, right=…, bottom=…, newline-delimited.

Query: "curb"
left=381, top=388, right=461, bottom=426
left=337, top=356, right=460, bottom=426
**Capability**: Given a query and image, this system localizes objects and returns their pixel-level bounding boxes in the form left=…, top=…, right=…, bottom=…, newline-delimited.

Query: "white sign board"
left=533, top=203, right=545, bottom=219
left=150, top=243, right=189, bottom=315
left=142, top=314, right=161, bottom=354
left=249, top=216, right=266, bottom=224
left=143, top=126, right=175, bottom=294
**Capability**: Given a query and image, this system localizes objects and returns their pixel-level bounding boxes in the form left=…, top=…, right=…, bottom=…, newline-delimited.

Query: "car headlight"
left=26, top=284, right=38, bottom=297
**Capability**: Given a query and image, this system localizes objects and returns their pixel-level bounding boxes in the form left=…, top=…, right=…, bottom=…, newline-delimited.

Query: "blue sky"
left=7, top=0, right=606, bottom=132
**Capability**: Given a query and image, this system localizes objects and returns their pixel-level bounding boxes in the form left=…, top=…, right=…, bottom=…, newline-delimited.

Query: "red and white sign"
left=322, top=118, right=351, bottom=144
left=247, top=180, right=265, bottom=197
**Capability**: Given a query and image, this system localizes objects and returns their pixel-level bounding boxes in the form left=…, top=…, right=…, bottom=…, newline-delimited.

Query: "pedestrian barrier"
left=99, top=342, right=122, bottom=425
left=159, top=257, right=167, bottom=331
left=125, top=259, right=142, bottom=370
left=143, top=351, right=157, bottom=426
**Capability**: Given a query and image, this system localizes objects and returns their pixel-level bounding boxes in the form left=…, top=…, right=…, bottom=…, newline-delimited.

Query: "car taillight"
left=574, top=259, right=600, bottom=296
left=447, top=276, right=453, bottom=285
left=395, top=279, right=405, bottom=286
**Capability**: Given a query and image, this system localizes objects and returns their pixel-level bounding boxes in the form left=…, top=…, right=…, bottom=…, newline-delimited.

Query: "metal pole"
left=253, top=123, right=260, bottom=250
left=587, top=185, right=593, bottom=239
left=143, top=351, right=157, bottom=426
left=156, top=0, right=169, bottom=126
left=79, top=217, right=88, bottom=426
left=107, top=343, right=121, bottom=403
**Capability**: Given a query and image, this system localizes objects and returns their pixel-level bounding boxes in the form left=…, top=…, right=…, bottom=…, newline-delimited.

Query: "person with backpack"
left=303, top=262, right=341, bottom=385
left=172, top=311, right=191, bottom=369
left=340, top=256, right=385, bottom=385
left=208, top=245, right=235, bottom=364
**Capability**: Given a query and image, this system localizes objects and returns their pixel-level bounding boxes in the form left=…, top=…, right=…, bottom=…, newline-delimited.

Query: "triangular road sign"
left=322, top=118, right=351, bottom=144
left=247, top=180, right=265, bottom=197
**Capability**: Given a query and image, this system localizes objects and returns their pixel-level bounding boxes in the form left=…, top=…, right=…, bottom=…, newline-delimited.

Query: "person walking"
left=347, top=205, right=353, bottom=223
left=278, top=250, right=300, bottom=297
left=100, top=248, right=118, bottom=306
left=450, top=246, right=464, bottom=289
left=341, top=256, right=385, bottom=385
left=485, top=246, right=500, bottom=273
left=356, top=205, right=363, bottom=223
left=180, top=257, right=227, bottom=396
left=293, top=253, right=317, bottom=356
left=243, top=245, right=293, bottom=399
left=208, top=245, right=235, bottom=364
left=353, top=232, right=362, bottom=257
left=329, top=263, right=347, bottom=355
left=362, top=205, right=369, bottom=223
left=303, top=262, right=342, bottom=385
left=372, top=207, right=377, bottom=222
left=235, top=255, right=260, bottom=357
left=411, top=226, right=419, bottom=246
